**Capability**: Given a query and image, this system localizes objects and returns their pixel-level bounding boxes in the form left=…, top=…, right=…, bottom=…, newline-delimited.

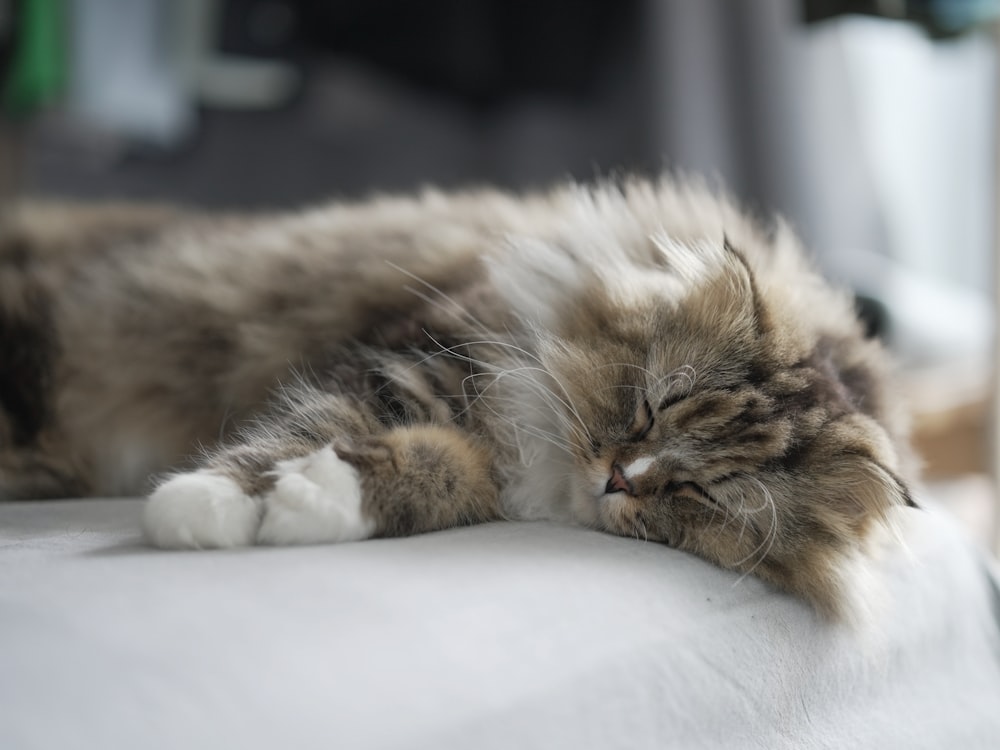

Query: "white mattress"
left=2, top=497, right=999, bottom=749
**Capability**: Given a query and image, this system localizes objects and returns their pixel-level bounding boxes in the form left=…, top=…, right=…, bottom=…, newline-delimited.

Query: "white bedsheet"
left=1, top=498, right=999, bottom=749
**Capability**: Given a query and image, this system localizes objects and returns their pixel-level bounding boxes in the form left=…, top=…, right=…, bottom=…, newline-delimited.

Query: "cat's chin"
left=576, top=492, right=661, bottom=544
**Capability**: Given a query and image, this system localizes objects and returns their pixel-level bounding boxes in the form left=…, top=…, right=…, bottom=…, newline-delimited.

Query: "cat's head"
left=494, top=218, right=914, bottom=621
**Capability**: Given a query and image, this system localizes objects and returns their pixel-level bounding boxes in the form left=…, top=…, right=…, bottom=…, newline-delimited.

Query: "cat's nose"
left=605, top=463, right=634, bottom=495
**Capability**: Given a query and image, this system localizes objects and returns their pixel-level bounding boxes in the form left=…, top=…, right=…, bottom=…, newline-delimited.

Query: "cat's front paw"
left=257, top=446, right=375, bottom=545
left=143, top=471, right=260, bottom=549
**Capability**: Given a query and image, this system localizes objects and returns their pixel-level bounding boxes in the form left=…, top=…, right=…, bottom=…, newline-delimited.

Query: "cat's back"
left=1, top=177, right=784, bottom=287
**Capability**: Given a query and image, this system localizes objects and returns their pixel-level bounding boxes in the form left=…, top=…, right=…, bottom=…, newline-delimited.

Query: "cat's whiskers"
left=654, top=364, right=698, bottom=400
left=417, top=332, right=595, bottom=449
left=648, top=365, right=698, bottom=407
left=632, top=513, right=649, bottom=542
left=387, top=262, right=594, bottom=444
left=631, top=513, right=649, bottom=543
left=706, top=487, right=757, bottom=562
left=704, top=493, right=730, bottom=531
left=458, top=379, right=581, bottom=457
left=595, top=363, right=699, bottom=410
left=727, top=489, right=752, bottom=545
left=457, top=371, right=578, bottom=456
left=701, top=489, right=740, bottom=547
left=386, top=261, right=494, bottom=336
left=388, top=264, right=558, bottom=390
left=732, top=477, right=779, bottom=581
left=387, top=267, right=584, bottom=429
left=515, top=324, right=600, bottom=441
left=471, top=354, right=593, bottom=444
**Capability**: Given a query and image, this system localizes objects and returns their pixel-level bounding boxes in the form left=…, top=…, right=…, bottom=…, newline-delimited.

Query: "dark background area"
left=16, top=0, right=655, bottom=208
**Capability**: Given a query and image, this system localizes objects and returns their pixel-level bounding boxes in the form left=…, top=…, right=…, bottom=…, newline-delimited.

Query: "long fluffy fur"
left=0, top=176, right=916, bottom=620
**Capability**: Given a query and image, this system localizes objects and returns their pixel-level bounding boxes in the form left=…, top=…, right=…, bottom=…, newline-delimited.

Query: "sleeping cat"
left=0, top=176, right=915, bottom=619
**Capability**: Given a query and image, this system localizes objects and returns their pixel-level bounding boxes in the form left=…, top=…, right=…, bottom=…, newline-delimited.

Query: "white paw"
left=143, top=471, right=260, bottom=549
left=257, top=447, right=375, bottom=545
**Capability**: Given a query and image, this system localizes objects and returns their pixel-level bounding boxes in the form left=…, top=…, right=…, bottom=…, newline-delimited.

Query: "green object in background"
left=2, top=0, right=66, bottom=116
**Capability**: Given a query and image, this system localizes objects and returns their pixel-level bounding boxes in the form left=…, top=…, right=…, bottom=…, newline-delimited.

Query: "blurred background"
left=1, top=0, right=998, bottom=548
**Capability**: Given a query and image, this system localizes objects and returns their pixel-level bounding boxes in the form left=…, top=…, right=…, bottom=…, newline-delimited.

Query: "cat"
left=0, top=175, right=916, bottom=620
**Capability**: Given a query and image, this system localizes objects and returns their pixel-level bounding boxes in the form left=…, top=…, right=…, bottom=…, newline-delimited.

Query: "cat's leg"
left=143, top=386, right=364, bottom=547
left=258, top=424, right=500, bottom=545
left=144, top=421, right=500, bottom=549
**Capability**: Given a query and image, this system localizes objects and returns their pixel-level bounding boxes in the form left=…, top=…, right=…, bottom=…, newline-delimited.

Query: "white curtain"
left=643, top=0, right=995, bottom=365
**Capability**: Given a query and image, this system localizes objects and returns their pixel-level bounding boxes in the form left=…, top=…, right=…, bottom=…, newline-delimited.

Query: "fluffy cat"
left=0, top=176, right=915, bottom=619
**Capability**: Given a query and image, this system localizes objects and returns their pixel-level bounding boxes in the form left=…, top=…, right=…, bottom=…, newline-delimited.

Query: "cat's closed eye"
left=629, top=399, right=654, bottom=441
left=663, top=480, right=718, bottom=507
left=658, top=392, right=687, bottom=412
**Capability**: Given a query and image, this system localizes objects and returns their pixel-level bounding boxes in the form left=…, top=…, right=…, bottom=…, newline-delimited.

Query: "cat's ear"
left=655, top=235, right=769, bottom=344
left=650, top=231, right=728, bottom=289
left=805, top=414, right=917, bottom=532
left=779, top=410, right=916, bottom=544
left=824, top=453, right=915, bottom=524
left=722, top=236, right=771, bottom=336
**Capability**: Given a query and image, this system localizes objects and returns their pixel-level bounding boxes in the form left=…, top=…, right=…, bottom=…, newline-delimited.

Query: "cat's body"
left=0, top=177, right=915, bottom=619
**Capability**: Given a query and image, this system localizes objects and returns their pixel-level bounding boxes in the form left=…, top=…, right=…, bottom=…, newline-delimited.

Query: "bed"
left=2, top=496, right=999, bottom=749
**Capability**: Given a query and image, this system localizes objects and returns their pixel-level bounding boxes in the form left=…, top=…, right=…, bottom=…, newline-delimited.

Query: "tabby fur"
left=0, top=177, right=916, bottom=620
